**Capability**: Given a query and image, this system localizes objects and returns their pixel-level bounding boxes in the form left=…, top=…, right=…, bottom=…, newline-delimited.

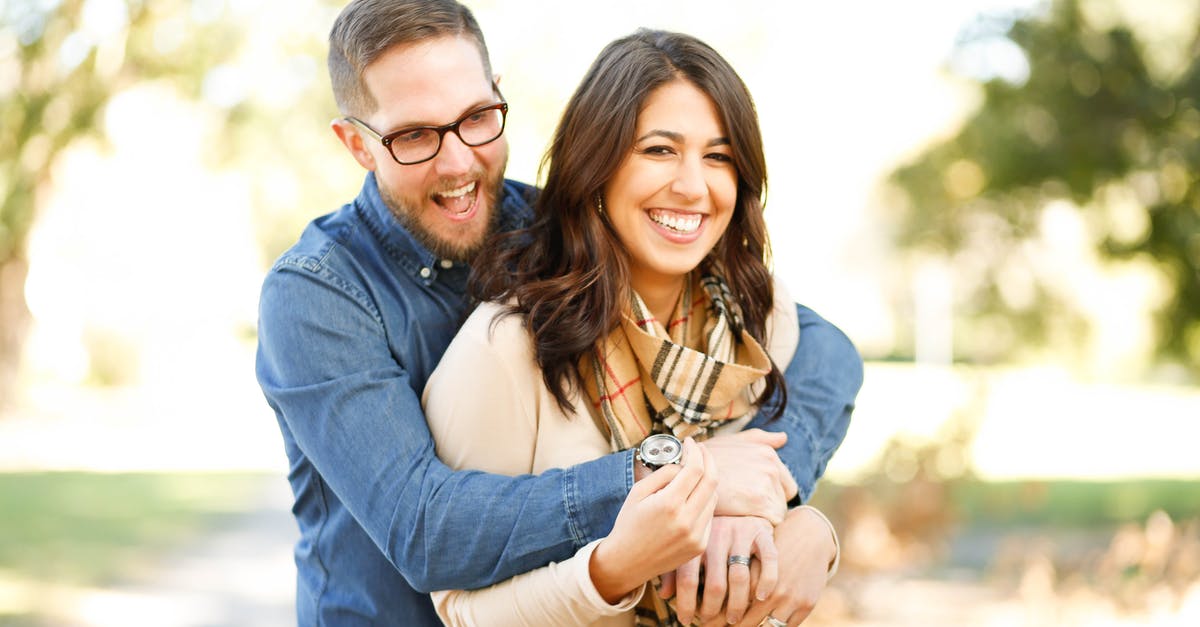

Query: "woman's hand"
left=658, top=515, right=777, bottom=625
left=589, top=438, right=719, bottom=604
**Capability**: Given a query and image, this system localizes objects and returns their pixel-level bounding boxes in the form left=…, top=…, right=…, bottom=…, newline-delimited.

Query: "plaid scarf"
left=582, top=267, right=773, bottom=450
left=579, top=265, right=773, bottom=625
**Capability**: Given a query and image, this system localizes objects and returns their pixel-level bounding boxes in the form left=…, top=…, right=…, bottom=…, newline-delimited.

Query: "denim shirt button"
left=439, top=259, right=454, bottom=269
left=419, top=266, right=432, bottom=279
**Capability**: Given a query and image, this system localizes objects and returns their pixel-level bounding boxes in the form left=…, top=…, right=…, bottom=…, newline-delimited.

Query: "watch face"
left=639, top=434, right=681, bottom=467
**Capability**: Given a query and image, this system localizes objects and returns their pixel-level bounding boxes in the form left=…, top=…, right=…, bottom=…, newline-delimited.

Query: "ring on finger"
left=760, top=615, right=787, bottom=627
left=728, top=554, right=752, bottom=567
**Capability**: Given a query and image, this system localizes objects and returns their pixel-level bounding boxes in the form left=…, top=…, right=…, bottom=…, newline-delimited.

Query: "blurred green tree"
left=1, top=0, right=347, bottom=403
left=888, top=0, right=1200, bottom=377
left=1, top=0, right=243, bottom=401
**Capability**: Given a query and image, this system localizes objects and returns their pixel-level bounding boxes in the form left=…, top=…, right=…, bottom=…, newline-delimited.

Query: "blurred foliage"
left=1, top=0, right=239, bottom=399
left=887, top=0, right=1200, bottom=377
left=952, top=479, right=1200, bottom=527
left=0, top=0, right=352, bottom=399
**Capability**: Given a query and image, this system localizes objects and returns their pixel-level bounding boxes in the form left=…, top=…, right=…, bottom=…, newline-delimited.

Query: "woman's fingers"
left=655, top=438, right=706, bottom=502
left=679, top=442, right=719, bottom=520
left=657, top=570, right=676, bottom=599
left=697, top=523, right=731, bottom=621
left=627, top=461, right=682, bottom=500
left=673, top=555, right=703, bottom=625
left=752, top=527, right=779, bottom=602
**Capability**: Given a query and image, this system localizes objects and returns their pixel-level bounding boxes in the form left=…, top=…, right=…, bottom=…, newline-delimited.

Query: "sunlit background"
left=1, top=0, right=1198, bottom=625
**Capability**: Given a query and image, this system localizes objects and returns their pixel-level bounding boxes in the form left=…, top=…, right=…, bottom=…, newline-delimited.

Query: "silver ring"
left=728, top=554, right=752, bottom=567
left=760, top=616, right=787, bottom=627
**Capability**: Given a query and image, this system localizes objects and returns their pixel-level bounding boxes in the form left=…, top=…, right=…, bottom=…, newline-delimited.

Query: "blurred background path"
left=52, top=477, right=296, bottom=627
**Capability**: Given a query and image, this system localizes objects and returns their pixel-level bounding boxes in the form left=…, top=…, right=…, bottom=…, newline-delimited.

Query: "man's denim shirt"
left=255, top=173, right=863, bottom=625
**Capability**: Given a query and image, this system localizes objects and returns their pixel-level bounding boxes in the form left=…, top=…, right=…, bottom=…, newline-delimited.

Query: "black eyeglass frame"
left=344, top=93, right=509, bottom=165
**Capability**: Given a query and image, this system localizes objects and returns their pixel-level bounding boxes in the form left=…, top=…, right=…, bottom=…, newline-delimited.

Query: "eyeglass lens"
left=389, top=106, right=505, bottom=164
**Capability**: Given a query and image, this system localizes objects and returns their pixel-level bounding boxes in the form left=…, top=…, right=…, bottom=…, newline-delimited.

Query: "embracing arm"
left=424, top=307, right=724, bottom=626
left=255, top=265, right=630, bottom=592
left=745, top=302, right=863, bottom=503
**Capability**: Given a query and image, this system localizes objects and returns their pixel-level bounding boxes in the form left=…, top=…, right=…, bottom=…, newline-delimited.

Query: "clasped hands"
left=592, top=430, right=833, bottom=626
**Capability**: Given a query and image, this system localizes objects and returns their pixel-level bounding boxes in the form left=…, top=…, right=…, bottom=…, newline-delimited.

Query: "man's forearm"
left=394, top=450, right=631, bottom=591
left=257, top=270, right=633, bottom=591
left=278, top=387, right=632, bottom=592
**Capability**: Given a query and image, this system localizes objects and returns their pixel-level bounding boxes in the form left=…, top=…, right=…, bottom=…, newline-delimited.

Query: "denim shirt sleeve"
left=744, top=303, right=864, bottom=502
left=256, top=259, right=632, bottom=593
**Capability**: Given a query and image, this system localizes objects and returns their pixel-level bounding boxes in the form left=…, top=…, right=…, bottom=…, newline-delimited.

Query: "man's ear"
left=331, top=118, right=377, bottom=171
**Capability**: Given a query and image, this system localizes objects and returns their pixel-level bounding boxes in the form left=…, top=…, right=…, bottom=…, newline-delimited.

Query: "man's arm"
left=256, top=263, right=630, bottom=592
left=744, top=303, right=863, bottom=502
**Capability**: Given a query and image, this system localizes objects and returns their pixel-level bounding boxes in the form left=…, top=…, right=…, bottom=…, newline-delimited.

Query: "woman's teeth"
left=649, top=210, right=701, bottom=233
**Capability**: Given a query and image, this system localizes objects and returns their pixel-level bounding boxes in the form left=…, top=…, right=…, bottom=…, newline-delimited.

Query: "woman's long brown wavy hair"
left=472, top=29, right=786, bottom=418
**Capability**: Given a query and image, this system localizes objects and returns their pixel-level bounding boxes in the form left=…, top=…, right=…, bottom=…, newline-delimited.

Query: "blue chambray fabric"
left=256, top=172, right=862, bottom=625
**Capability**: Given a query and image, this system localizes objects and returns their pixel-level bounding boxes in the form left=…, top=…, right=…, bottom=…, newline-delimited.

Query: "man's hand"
left=658, top=515, right=777, bottom=625
left=699, top=506, right=835, bottom=627
left=704, top=429, right=799, bottom=524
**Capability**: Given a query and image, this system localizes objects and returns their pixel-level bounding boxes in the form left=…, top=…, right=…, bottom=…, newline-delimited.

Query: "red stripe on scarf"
left=601, top=359, right=648, bottom=438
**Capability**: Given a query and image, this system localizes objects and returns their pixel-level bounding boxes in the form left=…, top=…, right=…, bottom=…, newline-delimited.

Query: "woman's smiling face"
left=603, top=78, right=738, bottom=296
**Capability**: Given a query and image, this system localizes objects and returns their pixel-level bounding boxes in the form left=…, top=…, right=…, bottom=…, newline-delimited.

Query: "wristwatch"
left=636, top=433, right=683, bottom=470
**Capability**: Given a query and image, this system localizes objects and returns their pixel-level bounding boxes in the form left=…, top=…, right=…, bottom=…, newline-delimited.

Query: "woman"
left=423, top=29, right=837, bottom=626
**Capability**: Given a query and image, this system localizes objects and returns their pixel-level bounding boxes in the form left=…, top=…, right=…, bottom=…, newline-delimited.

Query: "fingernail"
left=757, top=591, right=769, bottom=601
left=727, top=614, right=741, bottom=624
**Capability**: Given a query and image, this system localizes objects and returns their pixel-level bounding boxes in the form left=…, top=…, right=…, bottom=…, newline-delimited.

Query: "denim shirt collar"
left=351, top=172, right=532, bottom=289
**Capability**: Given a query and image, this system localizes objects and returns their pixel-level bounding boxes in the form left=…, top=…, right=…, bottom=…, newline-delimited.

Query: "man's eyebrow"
left=388, top=97, right=498, bottom=132
left=634, top=130, right=731, bottom=147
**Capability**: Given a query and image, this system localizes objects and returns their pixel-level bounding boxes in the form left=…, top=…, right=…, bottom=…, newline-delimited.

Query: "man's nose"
left=432, top=131, right=474, bottom=176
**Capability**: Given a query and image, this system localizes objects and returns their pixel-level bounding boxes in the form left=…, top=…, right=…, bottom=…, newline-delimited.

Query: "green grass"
left=811, top=478, right=1200, bottom=528
left=0, top=472, right=275, bottom=587
left=948, top=478, right=1200, bottom=527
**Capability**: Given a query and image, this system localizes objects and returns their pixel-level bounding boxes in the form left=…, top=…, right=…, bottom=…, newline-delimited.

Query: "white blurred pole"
left=914, top=260, right=953, bottom=366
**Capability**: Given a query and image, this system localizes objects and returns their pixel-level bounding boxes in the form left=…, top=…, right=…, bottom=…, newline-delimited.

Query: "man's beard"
left=378, top=168, right=505, bottom=263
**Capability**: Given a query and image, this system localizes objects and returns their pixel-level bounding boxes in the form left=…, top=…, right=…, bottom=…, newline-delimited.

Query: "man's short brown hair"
left=328, top=0, right=493, bottom=117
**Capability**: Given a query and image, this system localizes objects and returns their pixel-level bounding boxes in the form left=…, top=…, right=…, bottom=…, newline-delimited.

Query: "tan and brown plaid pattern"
left=579, top=265, right=773, bottom=626
left=582, top=267, right=772, bottom=450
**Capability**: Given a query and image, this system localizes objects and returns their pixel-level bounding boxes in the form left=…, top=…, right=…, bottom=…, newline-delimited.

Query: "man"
left=255, top=0, right=863, bottom=625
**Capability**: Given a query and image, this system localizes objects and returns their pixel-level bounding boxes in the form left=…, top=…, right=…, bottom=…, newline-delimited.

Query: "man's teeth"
left=649, top=210, right=702, bottom=233
left=438, top=181, right=476, bottom=199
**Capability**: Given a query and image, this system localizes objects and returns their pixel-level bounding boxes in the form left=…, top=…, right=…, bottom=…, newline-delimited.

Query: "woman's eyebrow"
left=635, top=130, right=731, bottom=147
left=636, top=129, right=683, bottom=143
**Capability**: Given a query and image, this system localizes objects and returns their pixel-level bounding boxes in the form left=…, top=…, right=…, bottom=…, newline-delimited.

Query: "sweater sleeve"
left=423, top=304, right=639, bottom=625
left=431, top=539, right=642, bottom=627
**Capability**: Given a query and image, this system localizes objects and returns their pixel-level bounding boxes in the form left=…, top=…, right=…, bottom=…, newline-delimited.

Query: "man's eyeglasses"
left=345, top=98, right=509, bottom=166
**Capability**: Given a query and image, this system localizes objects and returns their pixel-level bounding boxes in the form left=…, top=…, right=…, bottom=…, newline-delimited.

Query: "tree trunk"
left=0, top=255, right=30, bottom=411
